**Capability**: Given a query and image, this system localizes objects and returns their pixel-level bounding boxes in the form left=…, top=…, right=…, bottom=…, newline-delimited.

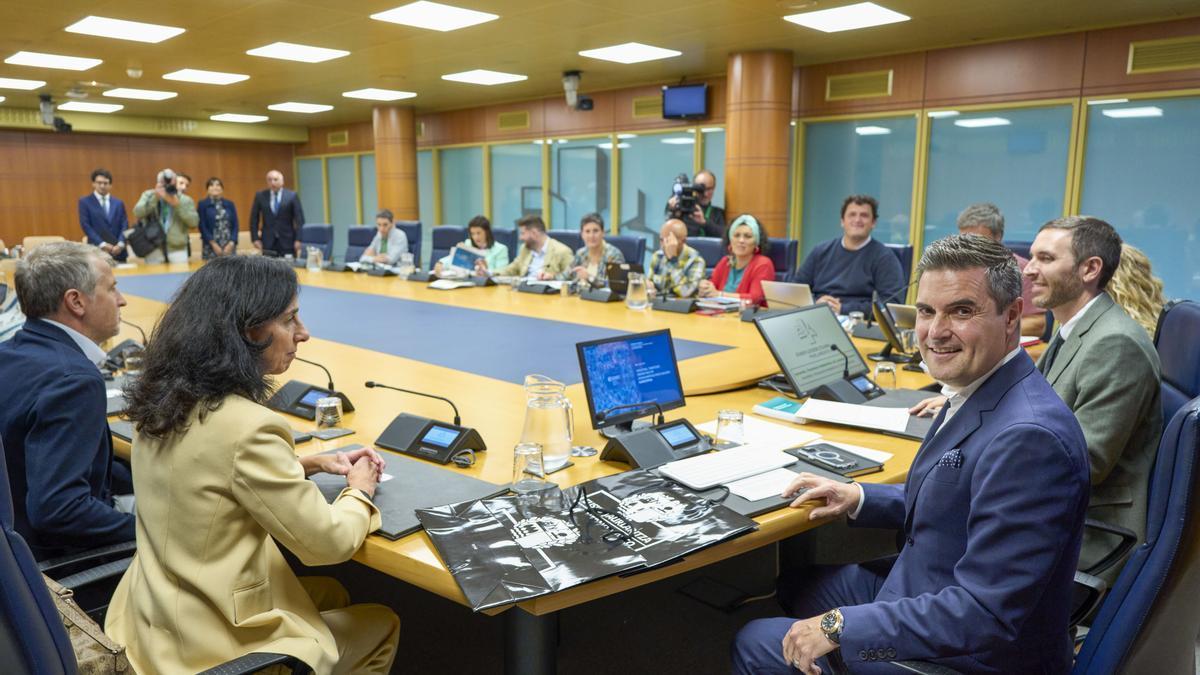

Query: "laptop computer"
left=606, top=261, right=644, bottom=296
left=761, top=281, right=814, bottom=310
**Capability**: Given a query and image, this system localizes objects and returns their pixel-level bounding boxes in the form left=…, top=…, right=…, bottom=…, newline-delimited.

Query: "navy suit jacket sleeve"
left=839, top=422, right=1085, bottom=660
left=197, top=201, right=214, bottom=244
left=854, top=482, right=906, bottom=530
left=249, top=191, right=263, bottom=241
left=78, top=197, right=101, bottom=244
left=112, top=197, right=128, bottom=242
left=24, top=372, right=134, bottom=547
left=291, top=191, right=305, bottom=229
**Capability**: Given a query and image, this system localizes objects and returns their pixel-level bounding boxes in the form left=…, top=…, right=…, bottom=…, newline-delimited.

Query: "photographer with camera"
left=665, top=169, right=725, bottom=238
left=133, top=169, right=198, bottom=264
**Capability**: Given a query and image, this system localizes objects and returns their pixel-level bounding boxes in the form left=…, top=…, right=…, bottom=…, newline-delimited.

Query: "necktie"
left=379, top=236, right=388, bottom=254
left=271, top=192, right=279, bottom=214
left=1040, top=332, right=1065, bottom=374
left=101, top=195, right=109, bottom=217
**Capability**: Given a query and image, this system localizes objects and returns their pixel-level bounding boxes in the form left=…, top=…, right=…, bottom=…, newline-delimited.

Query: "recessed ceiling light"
left=578, top=42, right=681, bottom=64
left=246, top=42, right=349, bottom=63
left=1087, top=98, right=1129, bottom=106
left=784, top=2, right=909, bottom=33
left=342, top=88, right=417, bottom=101
left=163, top=69, right=249, bottom=85
left=58, top=101, right=122, bottom=113
left=370, top=1, right=498, bottom=31
left=855, top=125, right=891, bottom=135
left=660, top=137, right=695, bottom=145
left=267, top=102, right=334, bottom=113
left=441, top=69, right=527, bottom=85
left=0, top=76, right=46, bottom=90
left=211, top=113, right=269, bottom=123
left=953, top=117, right=1011, bottom=128
left=1101, top=106, right=1163, bottom=119
left=927, top=110, right=959, bottom=118
left=103, top=87, right=177, bottom=100
left=5, top=51, right=102, bottom=71
left=0, top=96, right=6, bottom=103
left=64, top=15, right=185, bottom=43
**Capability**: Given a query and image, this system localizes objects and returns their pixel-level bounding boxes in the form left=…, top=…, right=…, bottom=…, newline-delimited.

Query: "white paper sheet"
left=696, top=415, right=821, bottom=452
left=429, top=279, right=475, bottom=290
left=106, top=389, right=123, bottom=399
left=727, top=468, right=801, bottom=502
left=380, top=473, right=394, bottom=483
left=796, top=399, right=911, bottom=434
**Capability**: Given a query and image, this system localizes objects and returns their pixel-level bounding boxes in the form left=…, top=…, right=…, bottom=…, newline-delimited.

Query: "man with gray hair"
left=0, top=242, right=135, bottom=560
left=957, top=202, right=1046, bottom=336
left=733, top=234, right=1089, bottom=674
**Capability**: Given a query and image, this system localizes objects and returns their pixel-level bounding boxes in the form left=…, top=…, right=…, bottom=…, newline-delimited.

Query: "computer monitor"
left=606, top=261, right=644, bottom=296
left=577, top=329, right=686, bottom=435
left=753, top=303, right=870, bottom=397
left=868, top=292, right=916, bottom=364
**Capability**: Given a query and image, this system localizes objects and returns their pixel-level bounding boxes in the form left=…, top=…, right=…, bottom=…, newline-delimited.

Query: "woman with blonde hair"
left=1108, top=244, right=1166, bottom=336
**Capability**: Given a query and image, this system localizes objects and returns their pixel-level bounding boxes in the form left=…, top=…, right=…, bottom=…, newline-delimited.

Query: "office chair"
left=344, top=225, right=375, bottom=262
left=395, top=221, right=422, bottom=268
left=607, top=234, right=647, bottom=268
left=492, top=227, right=518, bottom=262
left=1003, top=240, right=1033, bottom=261
left=430, top=225, right=466, bottom=265
left=547, top=230, right=583, bottom=253
left=884, top=243, right=914, bottom=284
left=1153, top=299, right=1200, bottom=423
left=767, top=238, right=799, bottom=281
left=296, top=224, right=334, bottom=260
left=689, top=236, right=724, bottom=276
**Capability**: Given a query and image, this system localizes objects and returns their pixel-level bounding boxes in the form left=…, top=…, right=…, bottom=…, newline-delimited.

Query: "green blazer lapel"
left=1046, top=293, right=1115, bottom=386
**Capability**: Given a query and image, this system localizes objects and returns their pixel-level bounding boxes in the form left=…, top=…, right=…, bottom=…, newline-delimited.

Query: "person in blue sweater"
left=792, top=195, right=906, bottom=315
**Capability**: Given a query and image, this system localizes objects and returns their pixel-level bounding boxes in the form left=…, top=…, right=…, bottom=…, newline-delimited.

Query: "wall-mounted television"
left=662, top=83, right=708, bottom=120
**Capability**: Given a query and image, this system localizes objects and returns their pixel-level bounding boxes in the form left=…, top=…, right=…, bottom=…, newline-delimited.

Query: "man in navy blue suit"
left=78, top=168, right=130, bottom=262
left=249, top=169, right=306, bottom=257
left=0, top=242, right=135, bottom=560
left=733, top=234, right=1091, bottom=674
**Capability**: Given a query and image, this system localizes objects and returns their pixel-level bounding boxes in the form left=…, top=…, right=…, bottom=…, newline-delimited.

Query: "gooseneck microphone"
left=596, top=400, right=666, bottom=426
left=295, top=356, right=336, bottom=391
left=830, top=344, right=850, bottom=380
left=365, top=381, right=462, bottom=427
left=120, top=318, right=147, bottom=343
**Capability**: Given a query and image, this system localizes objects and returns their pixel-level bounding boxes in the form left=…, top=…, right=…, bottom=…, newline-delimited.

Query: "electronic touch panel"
left=422, top=425, right=462, bottom=448
left=577, top=329, right=686, bottom=430
left=298, top=387, right=328, bottom=409
left=754, top=304, right=869, bottom=396
left=658, top=422, right=698, bottom=448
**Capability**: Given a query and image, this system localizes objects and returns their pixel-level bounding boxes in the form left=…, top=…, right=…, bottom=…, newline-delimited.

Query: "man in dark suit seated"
left=78, top=168, right=130, bottom=262
left=732, top=234, right=1090, bottom=674
left=249, top=169, right=306, bottom=258
left=0, top=242, right=135, bottom=561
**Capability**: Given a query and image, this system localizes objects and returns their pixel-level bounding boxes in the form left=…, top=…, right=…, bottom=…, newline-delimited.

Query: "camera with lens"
left=670, top=173, right=702, bottom=218
left=161, top=168, right=178, bottom=195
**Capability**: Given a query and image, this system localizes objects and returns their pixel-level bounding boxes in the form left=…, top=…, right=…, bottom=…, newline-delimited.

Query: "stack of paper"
left=795, top=399, right=910, bottom=434
left=696, top=415, right=821, bottom=452
left=429, top=279, right=476, bottom=290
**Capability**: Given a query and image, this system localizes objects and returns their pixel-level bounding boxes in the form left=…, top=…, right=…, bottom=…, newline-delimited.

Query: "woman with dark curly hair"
left=105, top=256, right=399, bottom=674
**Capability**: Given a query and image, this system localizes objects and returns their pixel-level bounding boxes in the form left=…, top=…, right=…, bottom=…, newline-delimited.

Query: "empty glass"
left=397, top=252, right=416, bottom=276
left=873, top=362, right=897, bottom=390
left=900, top=328, right=918, bottom=355
left=512, top=442, right=550, bottom=501
left=714, top=409, right=745, bottom=448
left=315, top=396, right=342, bottom=430
left=624, top=272, right=649, bottom=310
left=847, top=311, right=865, bottom=334
left=123, top=354, right=144, bottom=376
left=306, top=246, right=323, bottom=271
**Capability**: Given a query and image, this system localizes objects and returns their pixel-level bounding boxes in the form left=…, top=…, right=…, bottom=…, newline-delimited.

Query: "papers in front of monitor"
left=795, top=399, right=911, bottom=434
left=695, top=415, right=821, bottom=453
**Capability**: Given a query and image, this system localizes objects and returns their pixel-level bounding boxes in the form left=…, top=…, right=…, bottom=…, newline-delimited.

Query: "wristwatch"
left=820, top=608, right=844, bottom=645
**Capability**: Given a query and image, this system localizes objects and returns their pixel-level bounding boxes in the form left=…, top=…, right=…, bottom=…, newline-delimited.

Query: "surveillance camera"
left=53, top=117, right=72, bottom=133
left=562, top=70, right=581, bottom=109
left=38, top=94, right=54, bottom=126
left=576, top=96, right=594, bottom=111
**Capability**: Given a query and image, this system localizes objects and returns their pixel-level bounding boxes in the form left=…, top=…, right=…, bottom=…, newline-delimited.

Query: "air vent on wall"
left=497, top=110, right=530, bottom=131
left=155, top=119, right=198, bottom=133
left=0, top=108, right=40, bottom=126
left=417, top=121, right=425, bottom=139
left=327, top=130, right=349, bottom=146
left=1128, top=35, right=1200, bottom=75
left=632, top=95, right=661, bottom=118
left=825, top=69, right=894, bottom=102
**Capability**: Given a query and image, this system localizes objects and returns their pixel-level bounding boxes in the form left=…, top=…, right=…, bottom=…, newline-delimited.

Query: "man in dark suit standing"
left=0, top=242, right=135, bottom=560
left=249, top=169, right=306, bottom=257
left=733, top=234, right=1090, bottom=674
left=78, top=168, right=130, bottom=262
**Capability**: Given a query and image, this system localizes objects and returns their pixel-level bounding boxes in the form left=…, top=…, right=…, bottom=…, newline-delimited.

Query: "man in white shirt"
left=359, top=209, right=409, bottom=266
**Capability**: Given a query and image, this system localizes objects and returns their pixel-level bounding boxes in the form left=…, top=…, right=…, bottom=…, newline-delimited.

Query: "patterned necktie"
left=1040, top=332, right=1065, bottom=374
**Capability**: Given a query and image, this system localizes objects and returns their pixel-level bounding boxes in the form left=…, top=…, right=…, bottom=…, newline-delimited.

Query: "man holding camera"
left=665, top=169, right=725, bottom=238
left=133, top=169, right=198, bottom=264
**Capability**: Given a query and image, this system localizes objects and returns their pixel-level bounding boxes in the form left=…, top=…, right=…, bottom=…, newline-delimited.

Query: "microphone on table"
left=120, top=318, right=147, bottom=344
left=296, top=356, right=336, bottom=392
left=365, top=381, right=462, bottom=427
left=830, top=344, right=850, bottom=380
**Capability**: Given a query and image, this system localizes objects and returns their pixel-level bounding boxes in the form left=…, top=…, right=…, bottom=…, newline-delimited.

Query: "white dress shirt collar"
left=937, top=346, right=1023, bottom=427
left=42, top=319, right=108, bottom=367
left=1057, top=292, right=1104, bottom=341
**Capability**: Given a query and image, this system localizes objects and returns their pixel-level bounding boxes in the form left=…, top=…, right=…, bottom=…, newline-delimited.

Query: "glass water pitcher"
left=520, top=374, right=574, bottom=474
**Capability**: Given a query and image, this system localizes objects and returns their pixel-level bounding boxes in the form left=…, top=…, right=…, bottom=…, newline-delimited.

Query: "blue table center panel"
left=117, top=273, right=729, bottom=385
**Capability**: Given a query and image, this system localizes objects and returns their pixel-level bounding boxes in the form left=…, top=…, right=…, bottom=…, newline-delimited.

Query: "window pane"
left=327, top=156, right=356, bottom=227
left=359, top=154, right=376, bottom=224
left=924, top=105, right=1073, bottom=250
left=801, top=116, right=916, bottom=258
left=418, top=149, right=434, bottom=226
left=1080, top=97, right=1200, bottom=300
left=491, top=143, right=542, bottom=230
left=296, top=158, right=325, bottom=224
left=439, top=146, right=484, bottom=226
left=618, top=131, right=693, bottom=262
left=550, top=138, right=610, bottom=231
left=701, top=128, right=725, bottom=208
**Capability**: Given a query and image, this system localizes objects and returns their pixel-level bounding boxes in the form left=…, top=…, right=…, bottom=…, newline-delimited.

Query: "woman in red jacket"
left=699, top=214, right=776, bottom=307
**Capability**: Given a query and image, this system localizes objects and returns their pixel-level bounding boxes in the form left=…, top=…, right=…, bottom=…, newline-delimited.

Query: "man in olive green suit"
left=1025, top=216, right=1162, bottom=583
left=484, top=214, right=573, bottom=280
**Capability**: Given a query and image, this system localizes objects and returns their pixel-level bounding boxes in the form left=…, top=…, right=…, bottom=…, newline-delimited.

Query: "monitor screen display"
left=662, top=84, right=708, bottom=119
left=577, top=329, right=686, bottom=429
left=422, top=425, right=461, bottom=448
left=298, top=387, right=328, bottom=409
left=754, top=304, right=869, bottom=395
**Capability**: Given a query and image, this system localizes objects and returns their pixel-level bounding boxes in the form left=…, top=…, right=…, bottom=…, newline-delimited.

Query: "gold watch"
left=820, top=608, right=844, bottom=645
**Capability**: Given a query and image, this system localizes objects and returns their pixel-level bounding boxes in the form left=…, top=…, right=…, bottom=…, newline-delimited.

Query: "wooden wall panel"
left=1082, top=18, right=1200, bottom=96
left=294, top=121, right=374, bottom=156
left=795, top=52, right=926, bottom=117
left=924, top=33, right=1086, bottom=106
left=0, top=130, right=293, bottom=245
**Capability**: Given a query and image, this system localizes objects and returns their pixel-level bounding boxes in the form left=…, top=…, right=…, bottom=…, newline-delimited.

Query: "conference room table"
left=109, top=260, right=943, bottom=674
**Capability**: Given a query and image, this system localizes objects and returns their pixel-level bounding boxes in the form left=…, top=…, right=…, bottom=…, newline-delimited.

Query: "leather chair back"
left=1004, top=240, right=1033, bottom=261
left=297, top=223, right=333, bottom=259
left=395, top=221, right=422, bottom=268
left=689, top=237, right=725, bottom=275
left=1154, top=300, right=1200, bottom=423
left=607, top=235, right=647, bottom=268
left=430, top=225, right=467, bottom=266
left=767, top=238, right=798, bottom=282
left=885, top=243, right=914, bottom=282
left=492, top=228, right=518, bottom=262
left=547, top=230, right=583, bottom=255
left=344, top=225, right=375, bottom=262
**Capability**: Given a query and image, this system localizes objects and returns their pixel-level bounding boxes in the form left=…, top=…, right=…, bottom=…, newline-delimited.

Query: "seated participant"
left=360, top=209, right=409, bottom=266
left=433, top=215, right=509, bottom=275
left=793, top=194, right=906, bottom=315
left=198, top=177, right=239, bottom=259
left=733, top=234, right=1090, bottom=674
left=483, top=215, right=572, bottom=280
left=107, top=256, right=399, bottom=674
left=1107, top=243, right=1167, bottom=337
left=647, top=218, right=705, bottom=299
left=78, top=168, right=129, bottom=262
left=566, top=212, right=625, bottom=287
left=698, top=215, right=775, bottom=307
left=957, top=202, right=1046, bottom=337
left=0, top=242, right=135, bottom=560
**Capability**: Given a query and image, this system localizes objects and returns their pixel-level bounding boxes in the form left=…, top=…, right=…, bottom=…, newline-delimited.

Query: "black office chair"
left=607, top=234, right=647, bottom=268
left=296, top=224, right=333, bottom=260
left=547, top=229, right=583, bottom=253
left=430, top=225, right=467, bottom=265
left=492, top=227, right=518, bottom=262
left=767, top=237, right=799, bottom=281
left=884, top=243, right=914, bottom=283
left=1153, top=299, right=1200, bottom=423
left=395, top=220, right=422, bottom=268
left=344, top=225, right=374, bottom=262
left=689, top=236, right=724, bottom=276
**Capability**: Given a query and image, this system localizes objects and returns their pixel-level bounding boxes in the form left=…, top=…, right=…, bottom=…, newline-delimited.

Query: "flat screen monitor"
left=577, top=329, right=686, bottom=432
left=662, top=84, right=708, bottom=119
left=606, top=261, right=644, bottom=295
left=869, top=292, right=919, bottom=365
left=753, top=304, right=869, bottom=397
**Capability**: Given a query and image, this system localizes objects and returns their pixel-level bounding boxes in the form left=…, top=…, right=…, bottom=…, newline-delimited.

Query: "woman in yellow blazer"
left=106, top=256, right=399, bottom=674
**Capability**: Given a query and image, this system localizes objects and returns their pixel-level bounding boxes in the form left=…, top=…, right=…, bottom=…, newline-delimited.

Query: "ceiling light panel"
left=579, top=42, right=682, bottom=64
left=267, top=102, right=334, bottom=113
left=103, top=87, right=177, bottom=100
left=58, top=101, right=122, bottom=113
left=1101, top=106, right=1164, bottom=119
left=370, top=1, right=499, bottom=31
left=441, top=69, right=527, bottom=85
left=211, top=113, right=269, bottom=123
left=784, top=2, right=910, bottom=33
left=0, top=96, right=6, bottom=103
left=0, top=77, right=46, bottom=90
left=163, top=69, right=249, bottom=85
left=5, top=51, right=101, bottom=71
left=246, top=42, right=349, bottom=63
left=953, top=117, right=1012, bottom=128
left=64, top=16, right=185, bottom=43
left=343, top=88, right=417, bottom=101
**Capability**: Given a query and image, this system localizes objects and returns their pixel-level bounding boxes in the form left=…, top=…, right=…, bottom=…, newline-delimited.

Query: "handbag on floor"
left=43, top=573, right=131, bottom=674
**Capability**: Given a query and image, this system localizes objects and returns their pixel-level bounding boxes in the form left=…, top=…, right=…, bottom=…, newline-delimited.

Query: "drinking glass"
left=315, top=396, right=343, bottom=431
left=306, top=246, right=323, bottom=271
left=512, top=442, right=550, bottom=501
left=847, top=311, right=865, bottom=335
left=397, top=252, right=416, bottom=276
left=123, top=354, right=144, bottom=376
left=624, top=272, right=649, bottom=310
left=900, top=329, right=918, bottom=355
left=873, top=362, right=898, bottom=390
left=713, top=409, right=745, bottom=448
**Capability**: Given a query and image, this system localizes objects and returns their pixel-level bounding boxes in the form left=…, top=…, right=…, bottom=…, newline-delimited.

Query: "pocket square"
left=936, top=449, right=963, bottom=469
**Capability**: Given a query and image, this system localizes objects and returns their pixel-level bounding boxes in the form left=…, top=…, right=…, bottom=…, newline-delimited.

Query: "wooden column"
left=373, top=106, right=419, bottom=220
left=725, top=50, right=794, bottom=237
